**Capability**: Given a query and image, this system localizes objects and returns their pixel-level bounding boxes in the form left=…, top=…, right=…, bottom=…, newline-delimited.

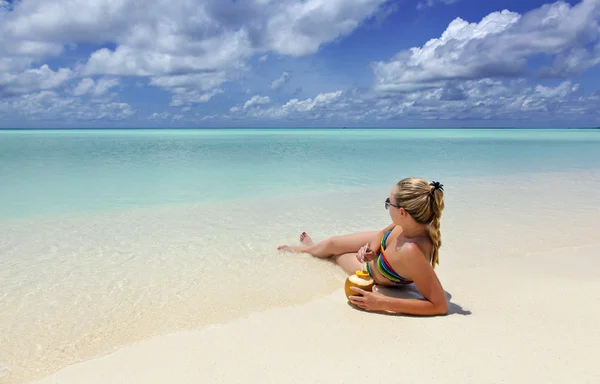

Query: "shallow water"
left=2, top=128, right=599, bottom=220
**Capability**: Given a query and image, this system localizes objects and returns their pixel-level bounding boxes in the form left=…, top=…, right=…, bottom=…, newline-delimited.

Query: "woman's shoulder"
left=384, top=243, right=431, bottom=279
left=395, top=236, right=432, bottom=263
left=397, top=241, right=425, bottom=258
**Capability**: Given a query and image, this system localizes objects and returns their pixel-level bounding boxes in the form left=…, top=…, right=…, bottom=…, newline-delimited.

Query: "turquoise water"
left=1, top=128, right=599, bottom=220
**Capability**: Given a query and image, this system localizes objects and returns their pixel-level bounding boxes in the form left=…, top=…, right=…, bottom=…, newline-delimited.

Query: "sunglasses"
left=385, top=197, right=402, bottom=210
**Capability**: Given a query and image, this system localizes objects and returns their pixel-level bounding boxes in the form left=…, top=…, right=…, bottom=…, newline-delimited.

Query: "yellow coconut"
left=344, top=270, right=374, bottom=300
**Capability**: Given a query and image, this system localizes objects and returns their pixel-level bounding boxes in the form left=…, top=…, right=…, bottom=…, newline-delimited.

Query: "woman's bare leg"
left=277, top=231, right=378, bottom=259
left=332, top=253, right=364, bottom=275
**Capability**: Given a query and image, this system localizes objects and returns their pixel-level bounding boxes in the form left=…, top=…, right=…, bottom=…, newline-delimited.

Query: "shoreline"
left=2, top=168, right=599, bottom=225
left=31, top=243, right=600, bottom=384
left=2, top=169, right=600, bottom=384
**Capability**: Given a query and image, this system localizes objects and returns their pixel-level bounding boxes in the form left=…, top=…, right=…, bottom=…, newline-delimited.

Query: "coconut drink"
left=344, top=270, right=374, bottom=299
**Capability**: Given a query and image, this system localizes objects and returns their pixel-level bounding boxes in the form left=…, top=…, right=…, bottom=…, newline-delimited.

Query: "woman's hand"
left=356, top=243, right=379, bottom=263
left=348, top=287, right=388, bottom=312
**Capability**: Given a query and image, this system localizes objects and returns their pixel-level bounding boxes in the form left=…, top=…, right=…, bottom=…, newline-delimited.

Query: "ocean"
left=1, top=128, right=600, bottom=384
left=2, top=128, right=599, bottom=219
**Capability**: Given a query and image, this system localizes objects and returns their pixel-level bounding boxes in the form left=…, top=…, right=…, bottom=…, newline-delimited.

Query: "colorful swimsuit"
left=365, top=230, right=414, bottom=285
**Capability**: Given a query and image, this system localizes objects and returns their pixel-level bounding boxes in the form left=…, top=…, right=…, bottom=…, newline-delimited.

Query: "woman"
left=278, top=177, right=448, bottom=316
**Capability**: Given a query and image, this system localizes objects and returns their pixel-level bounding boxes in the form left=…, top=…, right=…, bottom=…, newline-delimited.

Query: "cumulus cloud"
left=539, top=42, right=600, bottom=77
left=230, top=90, right=344, bottom=119
left=373, top=0, right=600, bottom=92
left=0, top=64, right=72, bottom=97
left=368, top=79, right=594, bottom=121
left=270, top=71, right=292, bottom=90
left=1, top=0, right=599, bottom=126
left=0, top=91, right=135, bottom=120
left=169, top=88, right=224, bottom=107
left=263, top=0, right=389, bottom=56
left=149, top=72, right=229, bottom=92
left=2, top=0, right=390, bottom=76
left=148, top=72, right=229, bottom=107
left=82, top=34, right=251, bottom=77
left=0, top=0, right=391, bottom=118
left=243, top=95, right=271, bottom=109
left=223, top=79, right=598, bottom=124
left=0, top=2, right=70, bottom=100
left=71, top=77, right=120, bottom=97
left=150, top=112, right=171, bottom=120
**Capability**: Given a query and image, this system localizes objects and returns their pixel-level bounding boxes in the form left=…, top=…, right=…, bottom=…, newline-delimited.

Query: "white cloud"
left=270, top=71, right=292, bottom=90
left=169, top=88, right=224, bottom=107
left=82, top=33, right=252, bottom=77
left=0, top=3, right=70, bottom=99
left=243, top=95, right=271, bottom=109
left=150, top=112, right=171, bottom=120
left=3, top=40, right=63, bottom=57
left=3, top=0, right=132, bottom=42
left=71, top=78, right=95, bottom=96
left=282, top=91, right=343, bottom=112
left=1, top=0, right=599, bottom=126
left=264, top=0, right=389, bottom=56
left=0, top=0, right=392, bottom=115
left=230, top=90, right=343, bottom=119
left=369, top=79, right=599, bottom=121
left=72, top=77, right=120, bottom=97
left=534, top=81, right=579, bottom=99
left=222, top=78, right=599, bottom=123
left=373, top=0, right=600, bottom=92
left=539, top=42, right=600, bottom=77
left=0, top=64, right=72, bottom=97
left=149, top=72, right=230, bottom=107
left=0, top=91, right=135, bottom=121
left=3, top=0, right=390, bottom=76
left=149, top=72, right=229, bottom=92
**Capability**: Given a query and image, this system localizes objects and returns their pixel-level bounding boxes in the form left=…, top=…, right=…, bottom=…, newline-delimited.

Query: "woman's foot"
left=300, top=232, right=314, bottom=245
left=277, top=232, right=314, bottom=253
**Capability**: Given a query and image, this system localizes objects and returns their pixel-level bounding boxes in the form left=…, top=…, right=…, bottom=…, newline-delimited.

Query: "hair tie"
left=429, top=181, right=444, bottom=191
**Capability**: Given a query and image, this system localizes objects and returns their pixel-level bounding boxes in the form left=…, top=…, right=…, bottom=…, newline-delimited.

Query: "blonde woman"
left=278, top=177, right=448, bottom=316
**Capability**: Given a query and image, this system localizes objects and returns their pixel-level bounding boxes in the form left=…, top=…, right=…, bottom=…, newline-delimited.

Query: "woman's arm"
left=385, top=244, right=448, bottom=315
left=350, top=243, right=448, bottom=316
left=358, top=223, right=396, bottom=262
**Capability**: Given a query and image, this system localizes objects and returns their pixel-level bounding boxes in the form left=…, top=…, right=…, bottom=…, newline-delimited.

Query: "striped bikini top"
left=365, top=230, right=414, bottom=285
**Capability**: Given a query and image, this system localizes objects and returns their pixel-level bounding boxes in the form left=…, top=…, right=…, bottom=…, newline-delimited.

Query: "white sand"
left=4, top=170, right=600, bottom=384
left=32, top=244, right=600, bottom=384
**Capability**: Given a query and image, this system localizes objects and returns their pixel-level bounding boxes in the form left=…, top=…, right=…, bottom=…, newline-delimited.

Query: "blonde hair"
left=394, top=177, right=445, bottom=268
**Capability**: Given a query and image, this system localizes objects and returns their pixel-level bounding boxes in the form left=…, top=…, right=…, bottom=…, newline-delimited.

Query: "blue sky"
left=1, top=0, right=599, bottom=128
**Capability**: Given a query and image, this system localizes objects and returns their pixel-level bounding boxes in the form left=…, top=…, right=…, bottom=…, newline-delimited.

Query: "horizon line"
left=1, top=127, right=599, bottom=131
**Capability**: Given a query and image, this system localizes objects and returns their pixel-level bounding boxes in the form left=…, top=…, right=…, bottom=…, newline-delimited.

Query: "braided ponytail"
left=428, top=187, right=444, bottom=268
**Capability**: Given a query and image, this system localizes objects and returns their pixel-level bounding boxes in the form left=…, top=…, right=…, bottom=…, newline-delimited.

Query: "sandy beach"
left=31, top=243, right=600, bottom=384
left=17, top=170, right=600, bottom=384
